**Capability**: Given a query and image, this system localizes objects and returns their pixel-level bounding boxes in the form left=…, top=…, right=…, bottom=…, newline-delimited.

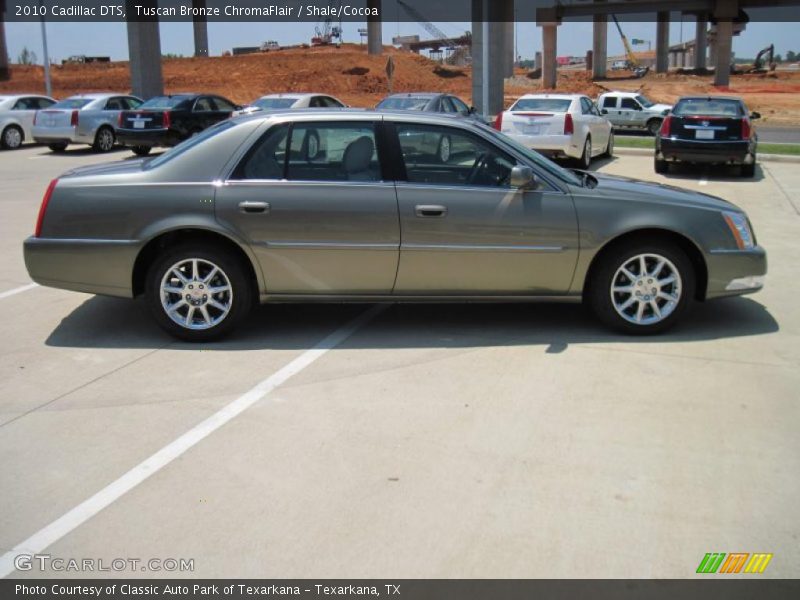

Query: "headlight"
left=722, top=210, right=755, bottom=250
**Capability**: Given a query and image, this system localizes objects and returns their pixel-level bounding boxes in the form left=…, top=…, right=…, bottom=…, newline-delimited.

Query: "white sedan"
left=0, top=94, right=56, bottom=149
left=494, top=94, right=613, bottom=168
left=233, top=93, right=346, bottom=116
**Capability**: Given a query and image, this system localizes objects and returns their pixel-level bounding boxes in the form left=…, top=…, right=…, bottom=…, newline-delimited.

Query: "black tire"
left=92, top=126, right=115, bottom=153
left=575, top=136, right=592, bottom=169
left=654, top=156, right=668, bottom=174
left=602, top=132, right=614, bottom=158
left=131, top=145, right=152, bottom=156
left=646, top=119, right=663, bottom=136
left=48, top=142, right=68, bottom=152
left=145, top=244, right=253, bottom=342
left=437, top=134, right=452, bottom=163
left=740, top=160, right=756, bottom=178
left=1, top=124, right=23, bottom=149
left=304, top=130, right=321, bottom=159
left=588, top=241, right=695, bottom=335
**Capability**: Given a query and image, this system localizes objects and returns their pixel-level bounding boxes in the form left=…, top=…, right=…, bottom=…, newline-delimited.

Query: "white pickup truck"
left=597, top=91, right=672, bottom=136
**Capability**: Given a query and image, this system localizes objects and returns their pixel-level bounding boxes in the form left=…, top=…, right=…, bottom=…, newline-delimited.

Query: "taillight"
left=70, top=110, right=79, bottom=127
left=659, top=116, right=672, bottom=137
left=117, top=112, right=123, bottom=127
left=163, top=111, right=171, bottom=129
left=35, top=179, right=58, bottom=238
left=564, top=113, right=574, bottom=135
left=493, top=111, right=503, bottom=131
left=741, top=118, right=751, bottom=140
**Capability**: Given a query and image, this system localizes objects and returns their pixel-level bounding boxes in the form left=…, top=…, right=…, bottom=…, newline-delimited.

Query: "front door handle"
left=415, top=204, right=448, bottom=218
left=238, top=201, right=270, bottom=214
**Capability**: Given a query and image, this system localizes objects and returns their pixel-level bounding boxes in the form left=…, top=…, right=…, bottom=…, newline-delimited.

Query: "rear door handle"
left=415, top=204, right=448, bottom=218
left=238, top=201, right=270, bottom=214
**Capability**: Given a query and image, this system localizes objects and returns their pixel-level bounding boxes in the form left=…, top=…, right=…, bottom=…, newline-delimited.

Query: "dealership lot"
left=1, top=146, right=798, bottom=578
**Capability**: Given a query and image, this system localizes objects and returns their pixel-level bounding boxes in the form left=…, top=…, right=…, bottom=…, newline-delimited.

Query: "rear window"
left=146, top=120, right=237, bottom=169
left=139, top=96, right=192, bottom=110
left=510, top=98, right=572, bottom=112
left=253, top=98, right=298, bottom=110
left=50, top=98, right=92, bottom=109
left=673, top=98, right=743, bottom=117
left=376, top=97, right=430, bottom=110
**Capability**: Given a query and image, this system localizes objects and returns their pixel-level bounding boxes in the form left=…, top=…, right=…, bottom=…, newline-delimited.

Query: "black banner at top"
left=3, top=0, right=800, bottom=23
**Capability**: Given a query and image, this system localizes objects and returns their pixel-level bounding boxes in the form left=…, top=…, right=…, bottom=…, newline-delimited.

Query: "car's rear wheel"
left=437, top=134, right=452, bottom=163
left=741, top=159, right=756, bottom=178
left=92, top=126, right=115, bottom=153
left=577, top=137, right=592, bottom=169
left=602, top=132, right=614, bottom=158
left=145, top=245, right=253, bottom=342
left=589, top=242, right=695, bottom=334
left=48, top=142, right=68, bottom=152
left=131, top=146, right=152, bottom=156
left=647, top=119, right=662, bottom=136
left=654, top=156, right=668, bottom=174
left=1, top=124, right=23, bottom=149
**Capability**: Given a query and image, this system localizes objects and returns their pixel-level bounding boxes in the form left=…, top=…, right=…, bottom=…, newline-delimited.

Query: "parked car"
left=31, top=93, right=143, bottom=153
left=610, top=60, right=629, bottom=71
left=233, top=93, right=346, bottom=117
left=116, top=93, right=242, bottom=156
left=24, top=110, right=766, bottom=341
left=0, top=94, right=56, bottom=149
left=597, top=91, right=672, bottom=135
left=494, top=94, right=613, bottom=168
left=377, top=92, right=480, bottom=119
left=655, top=96, right=759, bottom=177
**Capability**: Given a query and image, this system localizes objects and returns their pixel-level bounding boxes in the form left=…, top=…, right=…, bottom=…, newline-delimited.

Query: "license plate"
left=45, top=117, right=55, bottom=127
left=695, top=129, right=715, bottom=140
left=522, top=124, right=542, bottom=135
left=133, top=120, right=145, bottom=129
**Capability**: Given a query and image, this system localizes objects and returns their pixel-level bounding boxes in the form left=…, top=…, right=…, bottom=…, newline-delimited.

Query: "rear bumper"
left=504, top=133, right=581, bottom=159
left=117, top=128, right=181, bottom=148
left=657, top=137, right=753, bottom=164
left=705, top=246, right=767, bottom=299
left=23, top=236, right=139, bottom=298
left=32, top=125, right=89, bottom=145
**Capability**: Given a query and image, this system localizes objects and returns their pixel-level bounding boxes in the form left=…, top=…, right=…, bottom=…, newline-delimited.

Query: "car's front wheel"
left=131, top=146, right=152, bottom=156
left=145, top=245, right=253, bottom=342
left=589, top=242, right=695, bottom=334
left=647, top=119, right=663, bottom=136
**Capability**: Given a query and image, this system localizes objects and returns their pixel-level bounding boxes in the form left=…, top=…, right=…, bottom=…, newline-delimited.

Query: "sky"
left=5, top=19, right=799, bottom=65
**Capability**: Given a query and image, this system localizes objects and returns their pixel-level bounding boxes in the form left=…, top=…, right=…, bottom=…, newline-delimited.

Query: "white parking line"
left=0, top=304, right=386, bottom=578
left=0, top=283, right=38, bottom=300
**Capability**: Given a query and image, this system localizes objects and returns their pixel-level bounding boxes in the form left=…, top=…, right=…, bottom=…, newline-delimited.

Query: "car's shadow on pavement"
left=44, top=296, right=779, bottom=352
left=27, top=146, right=130, bottom=158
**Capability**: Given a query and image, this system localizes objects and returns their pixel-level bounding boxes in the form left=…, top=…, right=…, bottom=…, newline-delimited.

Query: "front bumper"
left=504, top=133, right=581, bottom=159
left=705, top=246, right=767, bottom=299
left=657, top=138, right=752, bottom=165
left=117, top=128, right=181, bottom=148
left=23, top=236, right=139, bottom=298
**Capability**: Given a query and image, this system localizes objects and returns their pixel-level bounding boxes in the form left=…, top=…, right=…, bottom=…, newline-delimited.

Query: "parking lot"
left=1, top=146, right=798, bottom=578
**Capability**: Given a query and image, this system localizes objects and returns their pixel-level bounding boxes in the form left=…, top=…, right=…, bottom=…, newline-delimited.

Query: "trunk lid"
left=36, top=110, right=75, bottom=128
left=502, top=111, right=566, bottom=136
left=120, top=110, right=168, bottom=130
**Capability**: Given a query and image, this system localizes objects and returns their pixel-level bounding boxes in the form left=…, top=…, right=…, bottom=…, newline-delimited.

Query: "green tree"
left=786, top=50, right=797, bottom=62
left=17, top=46, right=37, bottom=65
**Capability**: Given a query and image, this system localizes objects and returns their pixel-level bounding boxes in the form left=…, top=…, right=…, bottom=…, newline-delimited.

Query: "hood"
left=60, top=158, right=148, bottom=179
left=579, top=171, right=737, bottom=212
left=651, top=103, right=672, bottom=113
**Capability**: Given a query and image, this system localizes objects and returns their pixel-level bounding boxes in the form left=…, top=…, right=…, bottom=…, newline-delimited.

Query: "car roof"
left=516, top=94, right=580, bottom=100
left=0, top=93, right=53, bottom=100
left=384, top=93, right=440, bottom=99
left=676, top=95, right=743, bottom=102
left=258, top=93, right=335, bottom=99
left=65, top=93, right=127, bottom=100
left=600, top=91, right=642, bottom=97
left=232, top=107, right=471, bottom=126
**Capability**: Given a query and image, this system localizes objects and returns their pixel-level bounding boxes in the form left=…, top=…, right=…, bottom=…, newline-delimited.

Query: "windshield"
left=510, top=98, right=572, bottom=112
left=50, top=98, right=92, bottom=110
left=635, top=95, right=655, bottom=108
left=139, top=96, right=192, bottom=110
left=377, top=97, right=430, bottom=110
left=253, top=97, right=298, bottom=110
left=147, top=120, right=237, bottom=169
left=673, top=98, right=743, bottom=117
left=485, top=126, right=583, bottom=187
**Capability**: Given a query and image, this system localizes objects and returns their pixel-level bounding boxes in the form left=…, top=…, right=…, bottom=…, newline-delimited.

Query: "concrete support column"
left=127, top=16, right=163, bottom=99
left=367, top=0, right=382, bottom=55
left=540, top=22, right=558, bottom=89
left=192, top=0, right=209, bottom=57
left=695, top=15, right=708, bottom=69
left=592, top=14, right=607, bottom=79
left=0, top=3, right=9, bottom=81
left=471, top=2, right=505, bottom=116
left=713, top=18, right=733, bottom=86
left=503, top=21, right=515, bottom=78
left=655, top=13, right=670, bottom=73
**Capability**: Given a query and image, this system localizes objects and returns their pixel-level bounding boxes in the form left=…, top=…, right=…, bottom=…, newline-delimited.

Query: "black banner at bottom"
left=4, top=580, right=800, bottom=600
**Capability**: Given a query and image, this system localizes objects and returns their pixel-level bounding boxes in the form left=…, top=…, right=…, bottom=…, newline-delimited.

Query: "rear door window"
left=620, top=98, right=640, bottom=110
left=602, top=96, right=618, bottom=109
left=193, top=97, right=215, bottom=112
left=231, top=124, right=289, bottom=180
left=213, top=97, right=236, bottom=112
left=286, top=122, right=381, bottom=182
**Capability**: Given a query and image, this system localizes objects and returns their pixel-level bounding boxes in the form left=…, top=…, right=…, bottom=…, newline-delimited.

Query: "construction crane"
left=611, top=15, right=650, bottom=78
left=311, top=2, right=343, bottom=47
left=396, top=0, right=465, bottom=53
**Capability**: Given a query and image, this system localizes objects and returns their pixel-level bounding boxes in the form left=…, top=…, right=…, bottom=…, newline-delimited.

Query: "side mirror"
left=601, top=108, right=608, bottom=115
left=510, top=165, right=536, bottom=189
left=751, top=111, right=761, bottom=120
left=469, top=106, right=477, bottom=114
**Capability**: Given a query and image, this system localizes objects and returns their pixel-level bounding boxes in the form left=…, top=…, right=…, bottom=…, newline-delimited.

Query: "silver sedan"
left=24, top=110, right=767, bottom=341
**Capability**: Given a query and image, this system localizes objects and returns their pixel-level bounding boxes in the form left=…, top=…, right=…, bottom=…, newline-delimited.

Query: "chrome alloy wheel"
left=97, top=128, right=114, bottom=151
left=439, top=135, right=451, bottom=162
left=4, top=126, right=22, bottom=149
left=160, top=258, right=233, bottom=330
left=610, top=253, right=682, bottom=325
